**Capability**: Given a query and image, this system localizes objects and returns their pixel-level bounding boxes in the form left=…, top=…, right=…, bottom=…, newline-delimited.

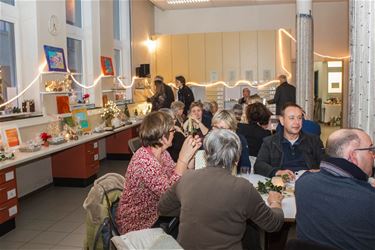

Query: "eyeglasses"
left=169, top=128, right=176, bottom=133
left=354, top=147, right=375, bottom=154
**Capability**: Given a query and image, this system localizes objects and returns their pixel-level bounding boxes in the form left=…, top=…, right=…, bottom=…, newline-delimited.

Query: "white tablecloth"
left=322, top=103, right=341, bottom=123
left=240, top=174, right=296, bottom=221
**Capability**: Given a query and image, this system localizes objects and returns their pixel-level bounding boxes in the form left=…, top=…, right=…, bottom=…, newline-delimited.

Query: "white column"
left=296, top=0, right=314, bottom=118
left=348, top=0, right=375, bottom=139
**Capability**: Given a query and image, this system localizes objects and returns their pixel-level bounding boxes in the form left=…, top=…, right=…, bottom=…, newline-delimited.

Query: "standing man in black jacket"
left=268, top=75, right=296, bottom=115
left=156, top=75, right=174, bottom=108
left=176, top=75, right=194, bottom=115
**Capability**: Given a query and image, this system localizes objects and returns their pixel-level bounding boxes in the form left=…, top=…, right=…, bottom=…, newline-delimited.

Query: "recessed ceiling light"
left=167, top=0, right=210, bottom=5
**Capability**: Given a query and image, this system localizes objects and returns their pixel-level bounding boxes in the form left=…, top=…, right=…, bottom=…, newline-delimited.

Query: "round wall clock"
left=48, top=15, right=59, bottom=36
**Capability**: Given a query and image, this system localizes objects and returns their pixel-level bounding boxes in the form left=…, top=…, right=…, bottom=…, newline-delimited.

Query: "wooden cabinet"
left=106, top=126, right=139, bottom=160
left=0, top=167, right=18, bottom=236
left=51, top=140, right=99, bottom=187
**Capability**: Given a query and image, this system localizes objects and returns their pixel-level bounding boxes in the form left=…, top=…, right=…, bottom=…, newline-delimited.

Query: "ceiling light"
left=167, top=0, right=210, bottom=5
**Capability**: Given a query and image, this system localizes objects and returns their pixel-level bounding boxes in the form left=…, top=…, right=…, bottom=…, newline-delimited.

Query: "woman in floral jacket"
left=116, top=111, right=201, bottom=234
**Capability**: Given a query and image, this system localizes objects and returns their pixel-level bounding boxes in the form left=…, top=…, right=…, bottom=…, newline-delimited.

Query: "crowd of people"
left=114, top=74, right=375, bottom=250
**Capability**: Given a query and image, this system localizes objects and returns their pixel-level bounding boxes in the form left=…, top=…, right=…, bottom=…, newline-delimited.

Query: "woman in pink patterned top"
left=116, top=111, right=201, bottom=234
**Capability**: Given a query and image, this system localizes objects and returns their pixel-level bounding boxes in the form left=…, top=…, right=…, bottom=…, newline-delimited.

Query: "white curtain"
left=296, top=14, right=314, bottom=119
left=349, top=0, right=375, bottom=139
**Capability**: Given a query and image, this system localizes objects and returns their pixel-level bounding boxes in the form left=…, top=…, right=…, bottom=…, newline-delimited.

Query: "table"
left=241, top=173, right=296, bottom=250
left=322, top=103, right=341, bottom=123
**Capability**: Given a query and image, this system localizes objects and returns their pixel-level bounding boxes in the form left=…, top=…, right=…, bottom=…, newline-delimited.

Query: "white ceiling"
left=149, top=0, right=346, bottom=10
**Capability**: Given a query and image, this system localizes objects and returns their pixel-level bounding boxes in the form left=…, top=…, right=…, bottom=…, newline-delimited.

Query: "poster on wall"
left=43, top=45, right=67, bottom=72
left=100, top=56, right=115, bottom=76
left=2, top=126, right=22, bottom=148
left=328, top=72, right=342, bottom=94
left=72, top=108, right=90, bottom=132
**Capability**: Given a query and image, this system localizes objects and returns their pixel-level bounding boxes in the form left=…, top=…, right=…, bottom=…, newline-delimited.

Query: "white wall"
left=155, top=1, right=349, bottom=60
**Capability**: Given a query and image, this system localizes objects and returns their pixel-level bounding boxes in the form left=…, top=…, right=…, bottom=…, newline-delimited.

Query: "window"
left=67, top=37, right=82, bottom=96
left=0, top=0, right=14, bottom=5
left=114, top=49, right=121, bottom=76
left=66, top=0, right=82, bottom=27
left=113, top=0, right=120, bottom=40
left=0, top=20, right=17, bottom=105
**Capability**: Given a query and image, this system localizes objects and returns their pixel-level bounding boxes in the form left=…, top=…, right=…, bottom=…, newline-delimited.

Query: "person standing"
left=239, top=88, right=251, bottom=105
left=176, top=75, right=194, bottom=115
left=296, top=128, right=375, bottom=250
left=268, top=75, right=296, bottom=115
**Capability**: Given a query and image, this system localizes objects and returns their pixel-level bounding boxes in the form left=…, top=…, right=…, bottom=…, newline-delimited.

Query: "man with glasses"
left=295, top=128, right=375, bottom=250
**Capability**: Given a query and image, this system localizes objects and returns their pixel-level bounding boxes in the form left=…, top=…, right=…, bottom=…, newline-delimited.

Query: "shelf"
left=40, top=91, right=82, bottom=95
left=41, top=72, right=82, bottom=76
left=102, top=89, right=126, bottom=93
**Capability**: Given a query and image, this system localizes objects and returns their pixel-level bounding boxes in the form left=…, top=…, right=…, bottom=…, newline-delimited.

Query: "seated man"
left=296, top=128, right=375, bottom=250
left=254, top=103, right=324, bottom=179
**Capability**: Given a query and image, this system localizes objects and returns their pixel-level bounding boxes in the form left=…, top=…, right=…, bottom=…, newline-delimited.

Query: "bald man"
left=295, top=129, right=375, bottom=250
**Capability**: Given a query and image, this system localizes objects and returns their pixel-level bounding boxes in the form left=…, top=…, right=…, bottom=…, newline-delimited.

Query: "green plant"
left=257, top=179, right=283, bottom=194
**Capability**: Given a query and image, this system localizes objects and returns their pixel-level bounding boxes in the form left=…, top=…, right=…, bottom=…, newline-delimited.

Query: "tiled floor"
left=0, top=159, right=128, bottom=250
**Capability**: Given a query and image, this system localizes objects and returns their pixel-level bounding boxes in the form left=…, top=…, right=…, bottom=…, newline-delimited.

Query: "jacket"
left=254, top=132, right=324, bottom=177
left=178, top=85, right=194, bottom=115
left=158, top=167, right=284, bottom=250
left=268, top=82, right=296, bottom=115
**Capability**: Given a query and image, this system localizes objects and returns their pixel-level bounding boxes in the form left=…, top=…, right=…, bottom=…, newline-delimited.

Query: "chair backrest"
left=128, top=137, right=142, bottom=154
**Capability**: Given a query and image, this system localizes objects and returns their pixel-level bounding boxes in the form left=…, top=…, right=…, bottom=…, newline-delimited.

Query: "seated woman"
left=116, top=111, right=201, bottom=234
left=170, top=101, right=186, bottom=131
left=183, top=101, right=209, bottom=137
left=211, top=110, right=251, bottom=174
left=159, top=108, right=186, bottom=163
left=237, top=102, right=272, bottom=156
left=158, top=129, right=284, bottom=249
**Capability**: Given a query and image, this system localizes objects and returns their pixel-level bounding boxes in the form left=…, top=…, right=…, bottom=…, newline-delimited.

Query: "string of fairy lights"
left=0, top=28, right=350, bottom=109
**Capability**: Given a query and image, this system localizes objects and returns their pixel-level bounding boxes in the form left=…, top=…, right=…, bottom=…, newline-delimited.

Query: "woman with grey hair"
left=158, top=129, right=284, bottom=249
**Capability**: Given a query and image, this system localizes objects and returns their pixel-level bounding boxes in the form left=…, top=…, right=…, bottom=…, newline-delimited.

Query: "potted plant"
left=40, top=132, right=52, bottom=147
left=101, top=100, right=121, bottom=127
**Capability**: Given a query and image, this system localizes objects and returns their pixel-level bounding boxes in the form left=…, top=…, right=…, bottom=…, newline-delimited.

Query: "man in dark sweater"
left=176, top=75, right=194, bottom=115
left=295, top=128, right=375, bottom=250
left=254, top=103, right=324, bottom=179
left=268, top=75, right=296, bottom=115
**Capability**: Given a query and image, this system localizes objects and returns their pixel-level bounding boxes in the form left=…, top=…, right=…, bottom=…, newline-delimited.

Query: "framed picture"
left=100, top=56, right=115, bottom=76
left=72, top=108, right=90, bottom=132
left=43, top=45, right=67, bottom=72
left=2, top=126, right=22, bottom=149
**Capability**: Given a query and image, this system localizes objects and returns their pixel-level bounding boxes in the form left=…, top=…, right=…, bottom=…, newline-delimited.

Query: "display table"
left=0, top=120, right=141, bottom=236
left=322, top=103, right=341, bottom=123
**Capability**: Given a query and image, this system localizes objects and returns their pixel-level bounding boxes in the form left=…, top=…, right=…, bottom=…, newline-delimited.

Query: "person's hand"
left=369, top=177, right=375, bottom=188
left=275, top=169, right=296, bottom=181
left=267, top=191, right=283, bottom=208
left=178, top=135, right=202, bottom=163
left=308, top=169, right=320, bottom=173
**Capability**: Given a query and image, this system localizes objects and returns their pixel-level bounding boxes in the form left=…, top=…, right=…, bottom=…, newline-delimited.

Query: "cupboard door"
left=188, top=34, right=205, bottom=83
left=257, top=30, right=276, bottom=82
left=155, top=35, right=172, bottom=82
left=171, top=35, right=189, bottom=80
left=223, top=32, right=240, bottom=82
left=205, top=32, right=223, bottom=82
left=240, top=31, right=258, bottom=81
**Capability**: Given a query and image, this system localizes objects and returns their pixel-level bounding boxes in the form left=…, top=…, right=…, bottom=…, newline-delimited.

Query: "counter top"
left=0, top=120, right=142, bottom=171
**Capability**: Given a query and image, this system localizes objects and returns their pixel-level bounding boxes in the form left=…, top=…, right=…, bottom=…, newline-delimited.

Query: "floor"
left=320, top=123, right=340, bottom=146
left=0, top=159, right=127, bottom=250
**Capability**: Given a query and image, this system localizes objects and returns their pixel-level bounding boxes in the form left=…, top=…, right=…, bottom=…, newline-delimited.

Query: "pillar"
left=296, top=0, right=314, bottom=118
left=348, top=0, right=375, bottom=139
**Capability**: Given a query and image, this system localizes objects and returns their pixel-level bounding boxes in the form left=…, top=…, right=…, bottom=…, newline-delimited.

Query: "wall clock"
left=48, top=15, right=59, bottom=36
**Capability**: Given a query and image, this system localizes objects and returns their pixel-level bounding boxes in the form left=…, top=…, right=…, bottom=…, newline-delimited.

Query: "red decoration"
left=40, top=132, right=52, bottom=142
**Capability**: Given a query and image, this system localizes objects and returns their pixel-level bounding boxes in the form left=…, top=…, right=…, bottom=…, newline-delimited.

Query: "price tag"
left=8, top=205, right=17, bottom=217
left=94, top=154, right=99, bottom=161
left=93, top=142, right=98, bottom=148
left=5, top=171, right=14, bottom=182
left=7, top=189, right=16, bottom=200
